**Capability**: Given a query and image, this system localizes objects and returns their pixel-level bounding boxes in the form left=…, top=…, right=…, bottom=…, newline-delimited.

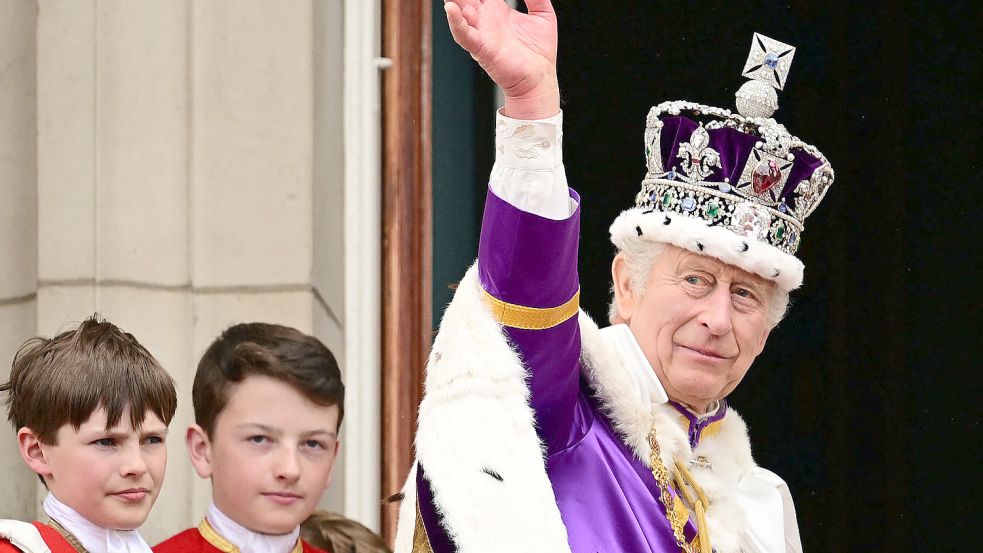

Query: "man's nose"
left=700, top=286, right=734, bottom=336
left=119, top=442, right=149, bottom=478
left=274, top=446, right=302, bottom=482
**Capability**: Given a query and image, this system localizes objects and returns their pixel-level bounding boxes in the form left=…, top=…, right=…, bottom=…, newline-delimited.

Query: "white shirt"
left=205, top=504, right=300, bottom=553
left=43, top=494, right=152, bottom=553
left=599, top=323, right=669, bottom=408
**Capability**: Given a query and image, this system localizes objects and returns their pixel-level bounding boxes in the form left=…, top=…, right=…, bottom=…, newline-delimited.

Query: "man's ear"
left=18, top=427, right=52, bottom=478
left=186, top=424, right=214, bottom=479
left=611, top=252, right=638, bottom=323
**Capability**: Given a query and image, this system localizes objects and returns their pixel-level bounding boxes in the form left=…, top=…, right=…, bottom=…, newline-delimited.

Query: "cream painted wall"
left=0, top=0, right=40, bottom=524
left=0, top=0, right=382, bottom=542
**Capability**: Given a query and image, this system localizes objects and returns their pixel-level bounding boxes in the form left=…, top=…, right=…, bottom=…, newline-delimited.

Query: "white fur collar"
left=394, top=265, right=786, bottom=553
left=395, top=264, right=570, bottom=553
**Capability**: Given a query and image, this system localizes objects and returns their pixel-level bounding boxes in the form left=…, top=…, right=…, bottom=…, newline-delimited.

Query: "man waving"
left=395, top=1, right=834, bottom=552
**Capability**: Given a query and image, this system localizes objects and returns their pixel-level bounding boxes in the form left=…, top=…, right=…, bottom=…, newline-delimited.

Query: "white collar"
left=599, top=324, right=669, bottom=407
left=601, top=324, right=725, bottom=421
left=206, top=504, right=300, bottom=553
left=683, top=399, right=722, bottom=422
left=43, top=494, right=152, bottom=553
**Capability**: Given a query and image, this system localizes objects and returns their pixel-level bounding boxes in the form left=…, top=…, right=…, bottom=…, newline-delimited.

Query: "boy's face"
left=187, top=375, right=340, bottom=535
left=23, top=407, right=168, bottom=530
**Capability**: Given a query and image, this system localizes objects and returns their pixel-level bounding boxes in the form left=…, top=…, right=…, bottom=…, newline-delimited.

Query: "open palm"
left=444, top=0, right=557, bottom=100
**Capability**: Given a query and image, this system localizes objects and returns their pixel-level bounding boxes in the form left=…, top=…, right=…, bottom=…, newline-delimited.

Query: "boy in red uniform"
left=154, top=323, right=344, bottom=553
left=0, top=316, right=178, bottom=553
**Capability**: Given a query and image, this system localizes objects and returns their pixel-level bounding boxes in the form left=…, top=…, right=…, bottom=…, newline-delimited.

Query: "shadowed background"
left=432, top=1, right=980, bottom=550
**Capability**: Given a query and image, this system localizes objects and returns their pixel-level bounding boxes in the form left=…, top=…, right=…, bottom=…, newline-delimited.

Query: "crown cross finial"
left=736, top=33, right=796, bottom=118
left=743, top=33, right=796, bottom=90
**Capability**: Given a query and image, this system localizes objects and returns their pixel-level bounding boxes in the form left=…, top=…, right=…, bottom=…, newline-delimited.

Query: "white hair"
left=608, top=238, right=790, bottom=328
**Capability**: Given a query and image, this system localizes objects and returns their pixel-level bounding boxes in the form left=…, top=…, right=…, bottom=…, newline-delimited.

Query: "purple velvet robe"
left=417, top=189, right=723, bottom=552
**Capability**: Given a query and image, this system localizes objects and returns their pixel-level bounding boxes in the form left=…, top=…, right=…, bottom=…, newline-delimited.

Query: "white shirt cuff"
left=489, top=109, right=573, bottom=220
left=494, top=109, right=563, bottom=170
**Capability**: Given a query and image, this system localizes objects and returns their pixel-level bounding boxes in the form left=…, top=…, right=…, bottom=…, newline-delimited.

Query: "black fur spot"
left=740, top=242, right=749, bottom=252
left=635, top=226, right=643, bottom=237
left=663, top=216, right=671, bottom=225
left=773, top=268, right=781, bottom=277
left=696, top=242, right=704, bottom=251
left=481, top=467, right=504, bottom=482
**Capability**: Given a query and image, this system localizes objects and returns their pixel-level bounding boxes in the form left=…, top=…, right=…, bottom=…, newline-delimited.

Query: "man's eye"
left=93, top=438, right=116, bottom=447
left=143, top=436, right=164, bottom=445
left=304, top=440, right=326, bottom=450
left=734, top=288, right=752, bottom=298
left=248, top=435, right=270, bottom=444
left=685, top=276, right=705, bottom=285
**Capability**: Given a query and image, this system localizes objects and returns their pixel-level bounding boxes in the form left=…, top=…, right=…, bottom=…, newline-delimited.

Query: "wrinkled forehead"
left=669, top=246, right=776, bottom=289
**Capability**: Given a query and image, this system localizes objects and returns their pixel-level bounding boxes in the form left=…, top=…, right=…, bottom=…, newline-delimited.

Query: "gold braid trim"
left=46, top=518, right=88, bottom=553
left=647, top=429, right=710, bottom=553
left=197, top=519, right=303, bottom=553
left=481, top=288, right=580, bottom=330
left=199, top=518, right=239, bottom=553
left=411, top=495, right=435, bottom=553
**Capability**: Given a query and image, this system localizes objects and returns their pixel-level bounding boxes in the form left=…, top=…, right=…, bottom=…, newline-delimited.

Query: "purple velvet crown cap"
left=610, top=103, right=834, bottom=292
left=658, top=115, right=825, bottom=215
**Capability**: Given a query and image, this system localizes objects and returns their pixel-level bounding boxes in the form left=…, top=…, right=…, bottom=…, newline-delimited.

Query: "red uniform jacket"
left=0, top=521, right=80, bottom=553
left=153, top=520, right=328, bottom=553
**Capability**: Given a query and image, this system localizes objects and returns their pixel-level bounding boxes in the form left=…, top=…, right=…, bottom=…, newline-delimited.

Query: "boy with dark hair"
left=154, top=322, right=345, bottom=553
left=0, top=316, right=178, bottom=553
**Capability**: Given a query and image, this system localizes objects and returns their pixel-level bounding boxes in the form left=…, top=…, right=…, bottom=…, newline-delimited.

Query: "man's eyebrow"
left=140, top=427, right=169, bottom=437
left=733, top=270, right=770, bottom=288
left=733, top=277, right=773, bottom=299
left=235, top=423, right=282, bottom=436
left=675, top=256, right=718, bottom=274
left=93, top=425, right=169, bottom=438
left=300, top=429, right=338, bottom=439
left=92, top=430, right=130, bottom=440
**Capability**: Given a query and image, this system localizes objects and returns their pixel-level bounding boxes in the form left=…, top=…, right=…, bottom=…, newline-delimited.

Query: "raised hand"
left=444, top=0, right=560, bottom=119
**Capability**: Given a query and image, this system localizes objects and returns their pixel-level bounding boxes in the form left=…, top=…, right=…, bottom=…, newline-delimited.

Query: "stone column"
left=0, top=0, right=39, bottom=522
left=1, top=0, right=365, bottom=541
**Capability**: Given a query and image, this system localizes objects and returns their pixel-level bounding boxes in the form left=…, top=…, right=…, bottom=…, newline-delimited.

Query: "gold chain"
left=647, top=429, right=699, bottom=553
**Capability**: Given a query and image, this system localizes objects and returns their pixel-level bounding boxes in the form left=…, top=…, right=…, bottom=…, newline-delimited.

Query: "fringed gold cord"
left=674, top=459, right=712, bottom=553
left=648, top=428, right=708, bottom=553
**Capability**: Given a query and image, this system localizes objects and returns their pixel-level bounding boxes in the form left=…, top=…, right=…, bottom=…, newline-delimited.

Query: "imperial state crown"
left=610, top=33, right=835, bottom=291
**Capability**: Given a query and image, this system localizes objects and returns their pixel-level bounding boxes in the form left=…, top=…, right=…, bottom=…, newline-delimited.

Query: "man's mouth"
left=262, top=492, right=303, bottom=506
left=111, top=488, right=150, bottom=502
left=679, top=345, right=730, bottom=359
